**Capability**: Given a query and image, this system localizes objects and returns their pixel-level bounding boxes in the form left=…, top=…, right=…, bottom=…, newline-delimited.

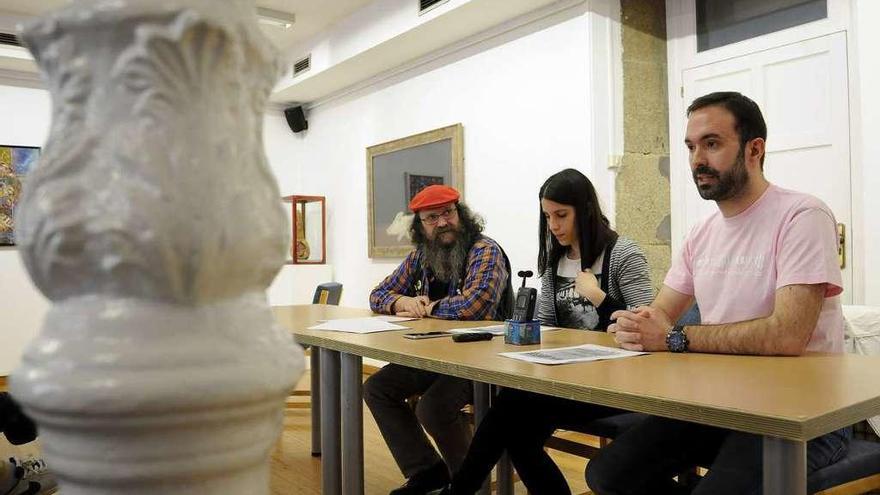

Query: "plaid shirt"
left=369, top=236, right=508, bottom=320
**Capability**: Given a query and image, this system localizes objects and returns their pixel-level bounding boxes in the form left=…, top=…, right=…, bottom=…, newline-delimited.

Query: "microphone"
left=517, top=270, right=533, bottom=288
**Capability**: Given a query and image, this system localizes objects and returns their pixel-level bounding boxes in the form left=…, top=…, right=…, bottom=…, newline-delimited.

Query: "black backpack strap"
left=600, top=237, right=617, bottom=294
left=496, top=246, right=515, bottom=320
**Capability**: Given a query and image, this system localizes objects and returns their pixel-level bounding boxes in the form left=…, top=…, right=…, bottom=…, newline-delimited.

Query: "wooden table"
left=275, top=304, right=880, bottom=495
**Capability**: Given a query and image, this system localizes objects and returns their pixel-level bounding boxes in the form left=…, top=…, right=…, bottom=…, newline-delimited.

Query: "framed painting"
left=0, top=145, right=41, bottom=246
left=366, top=124, right=463, bottom=258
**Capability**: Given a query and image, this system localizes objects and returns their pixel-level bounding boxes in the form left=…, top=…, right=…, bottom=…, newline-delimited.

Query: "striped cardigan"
left=536, top=237, right=654, bottom=329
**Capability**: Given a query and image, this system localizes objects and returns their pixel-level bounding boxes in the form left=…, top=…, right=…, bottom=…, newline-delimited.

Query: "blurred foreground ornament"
left=10, top=1, right=304, bottom=493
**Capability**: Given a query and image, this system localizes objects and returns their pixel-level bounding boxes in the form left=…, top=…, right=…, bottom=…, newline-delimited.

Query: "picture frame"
left=366, top=124, right=464, bottom=258
left=0, top=145, right=41, bottom=246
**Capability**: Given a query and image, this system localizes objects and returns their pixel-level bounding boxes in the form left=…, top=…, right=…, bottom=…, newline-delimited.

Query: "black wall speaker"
left=285, top=106, right=308, bottom=133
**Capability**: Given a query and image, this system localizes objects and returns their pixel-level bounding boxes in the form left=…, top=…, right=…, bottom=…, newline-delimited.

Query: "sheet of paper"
left=372, top=315, right=420, bottom=323
left=499, top=344, right=646, bottom=365
left=448, top=324, right=560, bottom=336
left=308, top=318, right=409, bottom=334
left=313, top=315, right=417, bottom=325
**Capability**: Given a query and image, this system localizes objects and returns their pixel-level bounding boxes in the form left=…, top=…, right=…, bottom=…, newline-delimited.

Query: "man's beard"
left=693, top=147, right=749, bottom=201
left=422, top=226, right=472, bottom=283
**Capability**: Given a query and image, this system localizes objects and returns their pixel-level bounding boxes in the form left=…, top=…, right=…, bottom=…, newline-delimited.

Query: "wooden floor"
left=2, top=373, right=595, bottom=494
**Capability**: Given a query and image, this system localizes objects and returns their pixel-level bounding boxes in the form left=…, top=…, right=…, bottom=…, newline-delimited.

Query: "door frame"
left=665, top=0, right=864, bottom=303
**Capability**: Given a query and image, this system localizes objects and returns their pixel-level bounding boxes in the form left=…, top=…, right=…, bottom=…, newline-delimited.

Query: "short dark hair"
left=687, top=91, right=767, bottom=167
left=410, top=202, right=484, bottom=247
left=538, top=168, right=617, bottom=276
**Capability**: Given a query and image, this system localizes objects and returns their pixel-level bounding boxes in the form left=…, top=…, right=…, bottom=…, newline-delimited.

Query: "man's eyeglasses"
left=420, top=207, right=458, bottom=226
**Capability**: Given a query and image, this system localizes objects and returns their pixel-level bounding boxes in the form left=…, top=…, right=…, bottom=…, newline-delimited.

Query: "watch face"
left=666, top=330, right=687, bottom=352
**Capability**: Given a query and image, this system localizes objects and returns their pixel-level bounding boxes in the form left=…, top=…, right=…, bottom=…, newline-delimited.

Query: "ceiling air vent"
left=419, top=0, right=450, bottom=15
left=293, top=55, right=311, bottom=77
left=0, top=32, right=22, bottom=47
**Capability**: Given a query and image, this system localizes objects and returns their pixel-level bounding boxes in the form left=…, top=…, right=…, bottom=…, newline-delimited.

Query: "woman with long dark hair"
left=438, top=168, right=653, bottom=495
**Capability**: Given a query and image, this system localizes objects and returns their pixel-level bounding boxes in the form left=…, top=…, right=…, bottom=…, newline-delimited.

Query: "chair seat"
left=809, top=439, right=880, bottom=493
left=579, top=412, right=649, bottom=439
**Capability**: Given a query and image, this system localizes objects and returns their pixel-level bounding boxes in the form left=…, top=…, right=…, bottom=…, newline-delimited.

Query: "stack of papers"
left=500, top=344, right=646, bottom=365
left=308, top=316, right=413, bottom=334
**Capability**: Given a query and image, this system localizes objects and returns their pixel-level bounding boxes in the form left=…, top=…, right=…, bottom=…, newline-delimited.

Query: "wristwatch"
left=666, top=324, right=689, bottom=353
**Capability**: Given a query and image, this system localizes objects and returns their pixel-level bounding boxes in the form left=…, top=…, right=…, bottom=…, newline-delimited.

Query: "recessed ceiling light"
left=257, top=7, right=296, bottom=29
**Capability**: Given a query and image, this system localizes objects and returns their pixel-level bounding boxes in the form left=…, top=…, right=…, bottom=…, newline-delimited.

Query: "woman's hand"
left=575, top=269, right=606, bottom=306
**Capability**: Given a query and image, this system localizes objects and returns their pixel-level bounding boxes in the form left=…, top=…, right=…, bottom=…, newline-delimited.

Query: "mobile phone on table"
left=403, top=331, right=452, bottom=340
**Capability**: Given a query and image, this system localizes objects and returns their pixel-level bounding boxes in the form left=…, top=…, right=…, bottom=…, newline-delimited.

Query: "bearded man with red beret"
left=366, top=185, right=512, bottom=495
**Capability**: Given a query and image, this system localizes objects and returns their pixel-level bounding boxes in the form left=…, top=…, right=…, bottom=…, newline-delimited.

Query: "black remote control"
left=452, top=332, right=494, bottom=343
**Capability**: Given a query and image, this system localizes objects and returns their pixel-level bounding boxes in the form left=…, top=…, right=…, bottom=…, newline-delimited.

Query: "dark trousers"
left=450, top=388, right=622, bottom=495
left=363, top=364, right=474, bottom=478
left=585, top=415, right=851, bottom=495
left=0, top=392, right=37, bottom=445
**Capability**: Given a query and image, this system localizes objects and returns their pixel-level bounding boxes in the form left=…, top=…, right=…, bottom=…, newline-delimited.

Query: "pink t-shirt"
left=664, top=185, right=844, bottom=353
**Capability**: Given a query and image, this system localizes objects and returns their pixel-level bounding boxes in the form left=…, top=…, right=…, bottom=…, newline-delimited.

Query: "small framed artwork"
left=0, top=145, right=41, bottom=246
left=366, top=124, right=464, bottom=258
left=404, top=173, right=445, bottom=207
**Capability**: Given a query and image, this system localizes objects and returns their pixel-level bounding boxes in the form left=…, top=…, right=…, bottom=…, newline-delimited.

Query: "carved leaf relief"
left=114, top=11, right=238, bottom=120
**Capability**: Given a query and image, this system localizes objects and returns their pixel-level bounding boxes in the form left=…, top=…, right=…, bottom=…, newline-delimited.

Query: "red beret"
left=408, top=184, right=460, bottom=212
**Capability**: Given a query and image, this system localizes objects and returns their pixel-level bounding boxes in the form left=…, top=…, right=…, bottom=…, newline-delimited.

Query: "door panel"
left=682, top=32, right=852, bottom=300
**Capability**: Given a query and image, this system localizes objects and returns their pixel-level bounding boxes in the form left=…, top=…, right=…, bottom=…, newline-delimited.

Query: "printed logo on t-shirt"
left=555, top=275, right=600, bottom=330
left=694, top=254, right=766, bottom=277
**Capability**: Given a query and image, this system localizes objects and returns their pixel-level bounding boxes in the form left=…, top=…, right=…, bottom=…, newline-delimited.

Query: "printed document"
left=500, top=344, right=646, bottom=365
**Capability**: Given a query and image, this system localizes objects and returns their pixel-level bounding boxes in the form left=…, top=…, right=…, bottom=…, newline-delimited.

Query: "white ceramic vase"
left=10, top=1, right=304, bottom=493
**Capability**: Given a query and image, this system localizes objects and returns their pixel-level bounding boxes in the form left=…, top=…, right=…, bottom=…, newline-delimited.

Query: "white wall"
left=265, top=12, right=610, bottom=310
left=852, top=0, right=880, bottom=305
left=0, top=85, right=50, bottom=376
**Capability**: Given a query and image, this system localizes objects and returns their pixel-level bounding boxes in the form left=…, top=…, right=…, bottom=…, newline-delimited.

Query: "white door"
left=681, top=32, right=852, bottom=301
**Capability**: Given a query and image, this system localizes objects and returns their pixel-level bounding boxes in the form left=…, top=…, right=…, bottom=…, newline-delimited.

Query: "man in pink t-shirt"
left=585, top=92, right=849, bottom=495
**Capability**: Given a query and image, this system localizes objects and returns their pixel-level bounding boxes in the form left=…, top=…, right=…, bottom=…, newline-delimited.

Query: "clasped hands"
left=609, top=306, right=673, bottom=352
left=393, top=295, right=437, bottom=318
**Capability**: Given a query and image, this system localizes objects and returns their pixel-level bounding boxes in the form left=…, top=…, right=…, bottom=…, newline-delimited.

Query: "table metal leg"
left=320, top=348, right=341, bottom=495
left=473, top=382, right=491, bottom=495
left=763, top=436, right=806, bottom=495
left=310, top=348, right=321, bottom=457
left=497, top=451, right=514, bottom=495
left=341, top=353, right=364, bottom=495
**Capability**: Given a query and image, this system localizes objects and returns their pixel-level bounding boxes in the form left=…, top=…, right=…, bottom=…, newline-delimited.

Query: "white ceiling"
left=0, top=0, right=373, bottom=50
left=0, top=0, right=572, bottom=104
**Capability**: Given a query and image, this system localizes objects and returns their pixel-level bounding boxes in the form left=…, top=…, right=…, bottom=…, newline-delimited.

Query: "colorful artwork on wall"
left=404, top=173, right=444, bottom=205
left=0, top=145, right=40, bottom=246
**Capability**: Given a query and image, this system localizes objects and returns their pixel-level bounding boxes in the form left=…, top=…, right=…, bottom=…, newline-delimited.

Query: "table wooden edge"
left=294, top=333, right=878, bottom=442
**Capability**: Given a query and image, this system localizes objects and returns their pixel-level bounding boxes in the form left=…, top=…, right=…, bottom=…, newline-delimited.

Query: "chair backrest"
left=313, top=282, right=343, bottom=305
